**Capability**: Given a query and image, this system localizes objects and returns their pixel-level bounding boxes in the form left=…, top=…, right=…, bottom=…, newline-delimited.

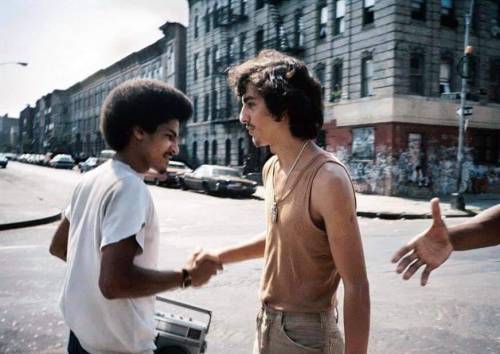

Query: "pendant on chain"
left=271, top=202, right=278, bottom=223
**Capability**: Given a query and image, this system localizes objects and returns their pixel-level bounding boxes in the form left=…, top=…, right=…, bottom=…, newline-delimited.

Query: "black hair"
left=100, top=79, right=192, bottom=151
left=227, top=50, right=323, bottom=139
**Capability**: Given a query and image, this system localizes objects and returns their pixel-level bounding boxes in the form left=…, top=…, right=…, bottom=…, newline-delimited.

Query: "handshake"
left=184, top=250, right=223, bottom=287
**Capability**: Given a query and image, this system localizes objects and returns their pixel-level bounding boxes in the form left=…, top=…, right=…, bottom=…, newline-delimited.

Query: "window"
left=276, top=19, right=288, bottom=50
left=204, top=140, right=209, bottom=163
left=361, top=56, right=374, bottom=97
left=205, top=9, right=211, bottom=33
left=294, top=11, right=305, bottom=48
left=205, top=49, right=211, bottom=77
left=334, top=0, right=345, bottom=35
left=213, top=2, right=219, bottom=28
left=192, top=141, right=198, bottom=161
left=228, top=37, right=236, bottom=63
left=256, top=0, right=264, bottom=10
left=409, top=53, right=424, bottom=95
left=167, top=47, right=175, bottom=75
left=211, top=90, right=218, bottom=120
left=194, top=15, right=199, bottom=38
left=352, top=127, right=374, bottom=160
left=225, top=139, right=232, bottom=165
left=440, top=0, right=457, bottom=28
left=411, top=0, right=426, bottom=21
left=473, top=133, right=498, bottom=164
left=241, top=0, right=247, bottom=16
left=226, top=88, right=233, bottom=116
left=204, top=94, right=210, bottom=121
left=193, top=53, right=199, bottom=81
left=314, top=63, right=326, bottom=98
left=439, top=58, right=452, bottom=94
left=363, top=0, right=375, bottom=26
left=193, top=96, right=198, bottom=122
left=497, top=1, right=500, bottom=27
left=489, top=59, right=500, bottom=103
left=211, top=139, right=218, bottom=164
left=318, top=4, right=328, bottom=39
left=239, top=32, right=247, bottom=60
left=212, top=45, right=220, bottom=73
left=331, top=60, right=343, bottom=101
left=238, top=138, right=245, bottom=165
left=255, top=28, right=264, bottom=54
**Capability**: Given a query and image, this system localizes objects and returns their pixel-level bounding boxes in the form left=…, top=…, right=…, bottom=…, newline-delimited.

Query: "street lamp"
left=0, top=61, right=28, bottom=67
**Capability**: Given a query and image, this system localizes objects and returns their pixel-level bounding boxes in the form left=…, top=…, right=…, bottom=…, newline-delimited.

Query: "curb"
left=357, top=210, right=477, bottom=220
left=0, top=211, right=62, bottom=231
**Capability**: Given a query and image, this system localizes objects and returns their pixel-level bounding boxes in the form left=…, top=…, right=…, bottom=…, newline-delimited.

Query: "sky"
left=0, top=0, right=188, bottom=117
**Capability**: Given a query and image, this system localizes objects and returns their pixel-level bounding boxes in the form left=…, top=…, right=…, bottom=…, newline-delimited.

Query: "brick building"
left=185, top=0, right=500, bottom=196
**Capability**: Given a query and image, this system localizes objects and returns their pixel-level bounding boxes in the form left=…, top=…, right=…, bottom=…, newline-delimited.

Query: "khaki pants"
left=252, top=304, right=344, bottom=354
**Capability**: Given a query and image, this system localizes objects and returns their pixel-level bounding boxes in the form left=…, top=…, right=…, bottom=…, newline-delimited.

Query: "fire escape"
left=212, top=2, right=248, bottom=124
left=266, top=2, right=305, bottom=57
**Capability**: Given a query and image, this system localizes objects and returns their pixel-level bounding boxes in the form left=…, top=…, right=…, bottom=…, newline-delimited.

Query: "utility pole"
left=452, top=0, right=474, bottom=211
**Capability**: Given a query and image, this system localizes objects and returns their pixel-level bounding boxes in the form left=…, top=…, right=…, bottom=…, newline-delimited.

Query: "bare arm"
left=392, top=200, right=500, bottom=286
left=449, top=204, right=500, bottom=250
left=99, top=236, right=221, bottom=299
left=313, top=164, right=370, bottom=354
left=49, top=217, right=70, bottom=262
left=192, top=233, right=266, bottom=266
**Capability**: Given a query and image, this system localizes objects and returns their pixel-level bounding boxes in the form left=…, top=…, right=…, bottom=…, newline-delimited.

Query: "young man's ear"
left=131, top=126, right=146, bottom=141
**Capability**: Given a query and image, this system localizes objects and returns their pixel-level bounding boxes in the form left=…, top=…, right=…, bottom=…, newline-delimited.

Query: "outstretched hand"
left=391, top=198, right=453, bottom=286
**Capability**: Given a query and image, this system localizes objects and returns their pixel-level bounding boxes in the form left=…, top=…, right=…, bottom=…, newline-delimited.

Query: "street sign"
left=456, top=106, right=473, bottom=116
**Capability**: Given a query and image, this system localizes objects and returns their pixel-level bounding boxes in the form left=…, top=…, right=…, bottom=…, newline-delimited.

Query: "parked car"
left=3, top=153, right=17, bottom=161
left=0, top=154, right=8, bottom=168
left=182, top=164, right=257, bottom=197
left=167, top=161, right=192, bottom=186
left=50, top=154, right=75, bottom=169
left=79, top=157, right=100, bottom=173
left=42, top=152, right=54, bottom=166
left=144, top=160, right=192, bottom=187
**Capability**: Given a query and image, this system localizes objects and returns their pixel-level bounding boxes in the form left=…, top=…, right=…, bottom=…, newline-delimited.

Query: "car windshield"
left=55, top=155, right=73, bottom=161
left=212, top=168, right=241, bottom=177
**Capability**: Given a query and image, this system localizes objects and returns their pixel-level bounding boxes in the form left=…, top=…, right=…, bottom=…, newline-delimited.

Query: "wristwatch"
left=181, top=268, right=192, bottom=289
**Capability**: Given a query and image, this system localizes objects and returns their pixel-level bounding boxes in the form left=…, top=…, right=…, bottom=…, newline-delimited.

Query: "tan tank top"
left=259, top=151, right=355, bottom=312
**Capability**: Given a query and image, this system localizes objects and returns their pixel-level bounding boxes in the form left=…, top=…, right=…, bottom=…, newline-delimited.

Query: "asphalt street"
left=1, top=163, right=499, bottom=354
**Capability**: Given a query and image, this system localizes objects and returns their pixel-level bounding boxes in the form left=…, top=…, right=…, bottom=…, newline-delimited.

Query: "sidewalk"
left=0, top=179, right=498, bottom=230
left=0, top=177, right=61, bottom=231
left=253, top=187, right=499, bottom=220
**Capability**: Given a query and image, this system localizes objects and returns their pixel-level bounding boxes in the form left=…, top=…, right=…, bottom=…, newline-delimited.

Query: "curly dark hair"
left=100, top=79, right=192, bottom=151
left=227, top=50, right=323, bottom=139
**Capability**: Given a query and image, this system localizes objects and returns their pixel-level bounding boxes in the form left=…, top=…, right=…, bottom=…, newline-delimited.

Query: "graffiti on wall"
left=331, top=141, right=493, bottom=197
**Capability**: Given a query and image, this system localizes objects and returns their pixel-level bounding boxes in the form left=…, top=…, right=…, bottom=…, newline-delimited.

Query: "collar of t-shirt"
left=111, top=158, right=145, bottom=180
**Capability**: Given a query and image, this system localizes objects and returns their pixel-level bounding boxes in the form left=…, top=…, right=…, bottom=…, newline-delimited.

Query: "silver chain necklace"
left=271, top=140, right=310, bottom=223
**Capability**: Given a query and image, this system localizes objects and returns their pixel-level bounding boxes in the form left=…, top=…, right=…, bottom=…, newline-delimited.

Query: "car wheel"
left=154, top=179, right=160, bottom=186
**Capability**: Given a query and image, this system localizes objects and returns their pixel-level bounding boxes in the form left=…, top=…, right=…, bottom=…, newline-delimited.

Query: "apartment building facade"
left=185, top=0, right=500, bottom=196
left=19, top=22, right=187, bottom=158
left=66, top=22, right=187, bottom=158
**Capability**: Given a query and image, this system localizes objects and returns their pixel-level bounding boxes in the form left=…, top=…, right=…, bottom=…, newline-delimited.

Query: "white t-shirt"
left=61, top=159, right=159, bottom=354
